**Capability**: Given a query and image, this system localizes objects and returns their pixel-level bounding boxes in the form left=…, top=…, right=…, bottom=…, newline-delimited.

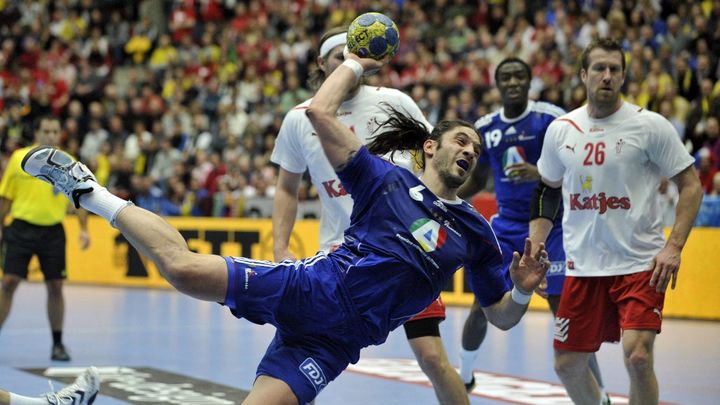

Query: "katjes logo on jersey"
left=571, top=175, right=630, bottom=213
left=322, top=179, right=348, bottom=198
left=410, top=218, right=447, bottom=252
left=569, top=192, right=631, bottom=214
left=581, top=175, right=593, bottom=193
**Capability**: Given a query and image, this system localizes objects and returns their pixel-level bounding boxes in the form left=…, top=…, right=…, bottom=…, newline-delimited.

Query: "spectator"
left=124, top=121, right=153, bottom=165
left=79, top=118, right=109, bottom=164
left=697, top=147, right=718, bottom=194
left=0, top=0, right=718, bottom=222
left=125, top=16, right=156, bottom=64
left=695, top=172, right=720, bottom=226
left=106, top=10, right=129, bottom=65
left=148, top=137, right=183, bottom=186
left=148, top=34, right=178, bottom=72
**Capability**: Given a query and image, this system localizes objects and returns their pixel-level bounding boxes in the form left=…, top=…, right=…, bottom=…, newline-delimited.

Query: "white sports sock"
left=9, top=393, right=47, bottom=404
left=459, top=348, right=480, bottom=383
left=79, top=180, right=133, bottom=227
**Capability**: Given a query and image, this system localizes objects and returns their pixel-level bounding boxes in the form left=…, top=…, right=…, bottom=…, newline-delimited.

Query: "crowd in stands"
left=1, top=0, right=719, bottom=225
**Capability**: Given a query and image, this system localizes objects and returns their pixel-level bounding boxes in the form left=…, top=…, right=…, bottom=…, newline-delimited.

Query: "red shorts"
left=554, top=271, right=665, bottom=352
left=408, top=296, right=446, bottom=321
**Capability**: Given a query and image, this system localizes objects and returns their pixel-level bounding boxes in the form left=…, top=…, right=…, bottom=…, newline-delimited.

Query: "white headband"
left=319, top=32, right=347, bottom=58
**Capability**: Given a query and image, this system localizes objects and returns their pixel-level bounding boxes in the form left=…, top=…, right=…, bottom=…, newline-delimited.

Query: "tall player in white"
left=271, top=28, right=469, bottom=404
left=529, top=38, right=702, bottom=404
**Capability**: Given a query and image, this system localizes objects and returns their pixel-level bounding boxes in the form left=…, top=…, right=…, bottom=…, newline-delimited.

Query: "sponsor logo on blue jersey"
left=300, top=357, right=328, bottom=393
left=501, top=146, right=527, bottom=176
left=546, top=261, right=565, bottom=277
left=410, top=218, right=446, bottom=252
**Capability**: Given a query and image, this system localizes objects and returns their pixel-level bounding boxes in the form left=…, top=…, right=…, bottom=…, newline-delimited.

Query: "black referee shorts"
left=2, top=219, right=67, bottom=280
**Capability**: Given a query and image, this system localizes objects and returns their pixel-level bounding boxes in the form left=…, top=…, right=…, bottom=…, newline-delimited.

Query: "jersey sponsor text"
left=569, top=192, right=631, bottom=214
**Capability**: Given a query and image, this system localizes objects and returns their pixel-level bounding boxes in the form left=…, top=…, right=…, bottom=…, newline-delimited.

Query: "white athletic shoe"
left=21, top=146, right=97, bottom=208
left=45, top=366, right=100, bottom=405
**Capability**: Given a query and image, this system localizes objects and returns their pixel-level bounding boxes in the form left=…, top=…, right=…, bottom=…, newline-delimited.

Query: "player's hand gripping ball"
left=346, top=12, right=400, bottom=60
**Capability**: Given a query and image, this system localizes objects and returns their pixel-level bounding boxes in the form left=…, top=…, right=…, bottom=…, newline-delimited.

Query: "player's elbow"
left=305, top=104, right=333, bottom=126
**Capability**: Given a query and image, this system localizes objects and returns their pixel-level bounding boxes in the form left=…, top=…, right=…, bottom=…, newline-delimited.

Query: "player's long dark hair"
left=367, top=103, right=475, bottom=169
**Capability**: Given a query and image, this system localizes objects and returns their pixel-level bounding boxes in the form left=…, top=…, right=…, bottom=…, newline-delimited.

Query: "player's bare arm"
left=272, top=168, right=303, bottom=261
left=504, top=162, right=541, bottom=183
left=483, top=238, right=549, bottom=329
left=306, top=54, right=385, bottom=171
left=649, top=164, right=702, bottom=293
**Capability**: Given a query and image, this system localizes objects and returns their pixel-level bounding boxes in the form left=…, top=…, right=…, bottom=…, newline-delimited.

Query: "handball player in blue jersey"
left=456, top=57, right=608, bottom=401
left=20, top=53, right=549, bottom=405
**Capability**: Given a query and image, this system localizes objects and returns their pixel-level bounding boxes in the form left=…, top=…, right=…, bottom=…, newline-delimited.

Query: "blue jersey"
left=334, top=147, right=509, bottom=345
left=475, top=101, right=565, bottom=221
left=222, top=147, right=510, bottom=402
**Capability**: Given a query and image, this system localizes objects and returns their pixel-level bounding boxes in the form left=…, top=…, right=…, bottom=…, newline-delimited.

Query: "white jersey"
left=537, top=102, right=694, bottom=277
left=271, top=85, right=431, bottom=252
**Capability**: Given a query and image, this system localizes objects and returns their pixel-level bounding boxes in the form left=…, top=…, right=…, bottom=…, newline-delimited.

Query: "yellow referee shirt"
left=0, top=145, right=69, bottom=226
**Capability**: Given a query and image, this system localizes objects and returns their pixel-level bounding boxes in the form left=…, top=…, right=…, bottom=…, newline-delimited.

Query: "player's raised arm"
left=305, top=54, right=386, bottom=171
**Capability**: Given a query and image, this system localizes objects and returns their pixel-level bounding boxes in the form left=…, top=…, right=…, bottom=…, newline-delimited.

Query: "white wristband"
left=511, top=286, right=532, bottom=305
left=341, top=58, right=364, bottom=80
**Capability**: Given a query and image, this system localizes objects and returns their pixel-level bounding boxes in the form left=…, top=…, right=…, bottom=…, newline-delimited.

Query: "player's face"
left=319, top=45, right=347, bottom=76
left=431, top=127, right=481, bottom=189
left=496, top=62, right=530, bottom=107
left=36, top=119, right=62, bottom=146
left=581, top=48, right=625, bottom=109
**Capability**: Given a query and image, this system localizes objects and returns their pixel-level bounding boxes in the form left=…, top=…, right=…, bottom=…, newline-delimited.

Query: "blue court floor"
left=1, top=283, right=718, bottom=404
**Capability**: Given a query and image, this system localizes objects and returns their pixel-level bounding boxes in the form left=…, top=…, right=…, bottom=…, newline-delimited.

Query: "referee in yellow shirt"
left=0, top=116, right=90, bottom=361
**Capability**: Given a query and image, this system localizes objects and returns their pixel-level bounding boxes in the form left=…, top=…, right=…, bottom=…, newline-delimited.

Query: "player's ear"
left=423, top=138, right=437, bottom=157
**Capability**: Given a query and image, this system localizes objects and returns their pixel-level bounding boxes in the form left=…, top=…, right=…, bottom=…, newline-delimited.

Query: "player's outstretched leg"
left=46, top=366, right=100, bottom=405
left=21, top=146, right=96, bottom=209
left=0, top=366, right=100, bottom=405
left=22, top=146, right=228, bottom=303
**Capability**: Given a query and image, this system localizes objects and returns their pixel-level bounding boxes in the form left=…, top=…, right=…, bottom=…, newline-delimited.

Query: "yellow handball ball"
left=346, top=12, right=400, bottom=60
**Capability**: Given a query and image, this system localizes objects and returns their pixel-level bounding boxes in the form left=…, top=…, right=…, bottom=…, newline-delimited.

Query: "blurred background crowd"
left=1, top=0, right=719, bottom=225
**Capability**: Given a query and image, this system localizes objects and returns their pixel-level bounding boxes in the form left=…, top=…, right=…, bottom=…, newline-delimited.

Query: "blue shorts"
left=490, top=215, right=566, bottom=296
left=222, top=255, right=365, bottom=404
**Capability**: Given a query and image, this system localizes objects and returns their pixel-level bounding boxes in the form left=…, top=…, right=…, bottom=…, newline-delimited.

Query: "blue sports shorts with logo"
left=490, top=215, right=566, bottom=296
left=222, top=255, right=365, bottom=404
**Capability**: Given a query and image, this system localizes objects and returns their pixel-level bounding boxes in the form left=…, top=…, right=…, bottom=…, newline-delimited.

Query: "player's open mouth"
left=456, top=160, right=469, bottom=171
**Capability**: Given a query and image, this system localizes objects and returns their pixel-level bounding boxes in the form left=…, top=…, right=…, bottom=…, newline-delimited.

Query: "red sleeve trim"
left=556, top=118, right=584, bottom=134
